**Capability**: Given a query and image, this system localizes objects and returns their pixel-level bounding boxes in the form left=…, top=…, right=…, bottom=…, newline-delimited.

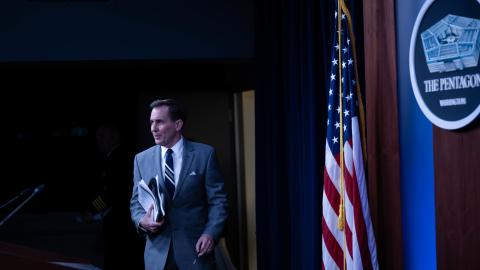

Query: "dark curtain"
left=255, top=0, right=363, bottom=269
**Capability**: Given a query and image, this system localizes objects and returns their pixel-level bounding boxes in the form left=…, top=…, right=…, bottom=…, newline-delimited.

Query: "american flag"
left=322, top=2, right=379, bottom=270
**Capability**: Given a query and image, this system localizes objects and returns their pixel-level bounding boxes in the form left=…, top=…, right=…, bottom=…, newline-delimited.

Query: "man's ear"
left=175, top=119, right=183, bottom=131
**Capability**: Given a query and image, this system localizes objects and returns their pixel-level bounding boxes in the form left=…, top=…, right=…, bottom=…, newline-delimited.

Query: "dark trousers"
left=164, top=242, right=179, bottom=270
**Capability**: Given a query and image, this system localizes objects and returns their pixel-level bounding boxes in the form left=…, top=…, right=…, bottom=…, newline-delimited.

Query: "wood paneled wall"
left=364, top=0, right=480, bottom=268
left=362, top=0, right=403, bottom=269
left=434, top=125, right=480, bottom=270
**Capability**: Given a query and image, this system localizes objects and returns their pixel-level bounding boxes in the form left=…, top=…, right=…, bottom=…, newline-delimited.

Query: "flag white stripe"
left=352, top=231, right=364, bottom=270
left=352, top=117, right=379, bottom=270
left=322, top=237, right=341, bottom=270
left=323, top=190, right=345, bottom=247
left=343, top=189, right=356, bottom=270
left=343, top=141, right=353, bottom=176
left=325, top=139, right=341, bottom=193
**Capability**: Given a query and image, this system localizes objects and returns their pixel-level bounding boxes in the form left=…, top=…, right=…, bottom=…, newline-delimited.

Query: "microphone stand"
left=0, top=187, right=33, bottom=210
left=0, top=184, right=45, bottom=227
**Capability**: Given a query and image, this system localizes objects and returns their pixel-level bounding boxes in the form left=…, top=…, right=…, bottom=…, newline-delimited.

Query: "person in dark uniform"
left=88, top=123, right=144, bottom=270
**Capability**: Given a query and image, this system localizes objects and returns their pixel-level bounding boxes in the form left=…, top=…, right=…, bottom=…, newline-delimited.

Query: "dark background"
left=0, top=60, right=254, bottom=268
left=0, top=0, right=255, bottom=212
left=0, top=1, right=254, bottom=267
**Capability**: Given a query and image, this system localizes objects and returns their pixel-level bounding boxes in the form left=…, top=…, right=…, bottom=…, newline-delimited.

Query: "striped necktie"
left=164, top=149, right=175, bottom=198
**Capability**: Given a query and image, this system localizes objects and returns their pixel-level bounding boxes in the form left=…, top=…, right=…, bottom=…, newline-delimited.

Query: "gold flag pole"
left=340, top=0, right=367, bottom=165
left=337, top=0, right=345, bottom=233
left=337, top=0, right=347, bottom=269
left=337, top=1, right=347, bottom=269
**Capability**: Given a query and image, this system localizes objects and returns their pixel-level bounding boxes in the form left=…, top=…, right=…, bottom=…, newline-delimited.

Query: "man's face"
left=150, top=106, right=182, bottom=147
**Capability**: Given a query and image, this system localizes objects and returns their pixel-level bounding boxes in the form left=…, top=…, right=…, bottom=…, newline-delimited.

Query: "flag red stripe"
left=324, top=168, right=340, bottom=216
left=345, top=214, right=353, bottom=258
left=351, top=164, right=374, bottom=270
left=322, top=216, right=344, bottom=268
left=342, top=161, right=354, bottom=260
left=343, top=138, right=373, bottom=270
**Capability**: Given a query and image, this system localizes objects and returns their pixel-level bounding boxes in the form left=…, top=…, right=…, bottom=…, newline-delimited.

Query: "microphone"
left=34, top=184, right=46, bottom=194
left=20, top=187, right=34, bottom=196
left=0, top=184, right=42, bottom=210
left=0, top=184, right=46, bottom=226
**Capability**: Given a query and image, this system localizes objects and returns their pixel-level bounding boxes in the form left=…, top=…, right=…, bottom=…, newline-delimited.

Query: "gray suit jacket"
left=130, top=140, right=228, bottom=270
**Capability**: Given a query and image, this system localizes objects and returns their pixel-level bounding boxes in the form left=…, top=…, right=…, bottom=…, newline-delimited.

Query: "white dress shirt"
left=161, top=137, right=184, bottom=187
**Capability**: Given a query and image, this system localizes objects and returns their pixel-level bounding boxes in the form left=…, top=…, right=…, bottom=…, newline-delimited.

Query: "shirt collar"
left=161, top=136, right=184, bottom=159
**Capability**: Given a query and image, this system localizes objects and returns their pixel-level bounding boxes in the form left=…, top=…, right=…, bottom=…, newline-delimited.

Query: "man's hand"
left=195, top=234, right=215, bottom=257
left=139, top=205, right=164, bottom=233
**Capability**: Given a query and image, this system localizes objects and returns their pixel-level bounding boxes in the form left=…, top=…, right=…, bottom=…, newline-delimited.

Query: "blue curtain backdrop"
left=255, top=0, right=364, bottom=269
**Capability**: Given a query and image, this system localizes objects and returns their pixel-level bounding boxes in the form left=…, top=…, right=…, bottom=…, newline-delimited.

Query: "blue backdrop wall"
left=395, top=0, right=437, bottom=269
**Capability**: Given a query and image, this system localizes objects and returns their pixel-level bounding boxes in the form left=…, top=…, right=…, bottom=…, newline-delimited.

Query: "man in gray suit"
left=130, top=99, right=228, bottom=270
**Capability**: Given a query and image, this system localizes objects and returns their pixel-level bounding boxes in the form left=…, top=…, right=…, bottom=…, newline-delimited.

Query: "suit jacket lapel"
left=175, top=140, right=194, bottom=199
